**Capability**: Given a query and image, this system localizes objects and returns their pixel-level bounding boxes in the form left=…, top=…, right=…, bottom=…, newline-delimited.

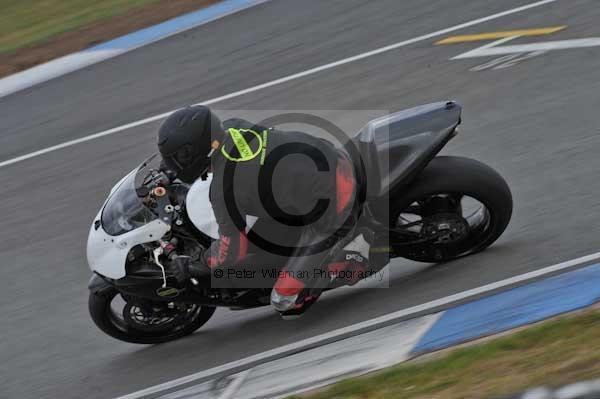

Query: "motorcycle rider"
left=158, top=105, right=369, bottom=317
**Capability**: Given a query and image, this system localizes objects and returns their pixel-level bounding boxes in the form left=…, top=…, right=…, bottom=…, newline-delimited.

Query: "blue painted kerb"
left=413, top=263, right=600, bottom=354
left=90, top=0, right=265, bottom=51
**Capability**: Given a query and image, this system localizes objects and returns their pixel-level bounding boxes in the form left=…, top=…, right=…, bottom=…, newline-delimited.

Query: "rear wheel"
left=89, top=287, right=216, bottom=344
left=389, top=156, right=512, bottom=263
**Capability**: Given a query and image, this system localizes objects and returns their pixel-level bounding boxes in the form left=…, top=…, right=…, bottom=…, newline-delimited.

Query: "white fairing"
left=186, top=174, right=257, bottom=239
left=87, top=211, right=170, bottom=279
left=186, top=175, right=219, bottom=239
left=87, top=170, right=169, bottom=279
left=88, top=171, right=251, bottom=280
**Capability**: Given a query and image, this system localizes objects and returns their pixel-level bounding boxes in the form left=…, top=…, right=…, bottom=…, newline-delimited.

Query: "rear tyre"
left=89, top=287, right=216, bottom=344
left=389, top=156, right=512, bottom=263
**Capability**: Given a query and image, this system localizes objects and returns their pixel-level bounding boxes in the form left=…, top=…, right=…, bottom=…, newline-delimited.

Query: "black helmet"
left=157, top=105, right=224, bottom=183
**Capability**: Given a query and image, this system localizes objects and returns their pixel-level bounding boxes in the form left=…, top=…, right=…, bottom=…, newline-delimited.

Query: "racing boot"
left=326, top=233, right=372, bottom=287
left=270, top=275, right=321, bottom=319
left=326, top=250, right=370, bottom=287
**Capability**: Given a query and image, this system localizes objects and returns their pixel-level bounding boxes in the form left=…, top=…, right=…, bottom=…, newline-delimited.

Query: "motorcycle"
left=87, top=101, right=512, bottom=344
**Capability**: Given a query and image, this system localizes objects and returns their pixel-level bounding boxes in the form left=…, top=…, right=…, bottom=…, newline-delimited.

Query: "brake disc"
left=123, top=301, right=183, bottom=332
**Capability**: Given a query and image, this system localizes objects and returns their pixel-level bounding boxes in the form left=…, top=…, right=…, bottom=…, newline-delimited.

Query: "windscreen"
left=101, top=169, right=157, bottom=236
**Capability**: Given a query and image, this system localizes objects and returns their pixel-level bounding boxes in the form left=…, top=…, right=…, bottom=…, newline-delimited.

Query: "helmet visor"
left=161, top=143, right=195, bottom=173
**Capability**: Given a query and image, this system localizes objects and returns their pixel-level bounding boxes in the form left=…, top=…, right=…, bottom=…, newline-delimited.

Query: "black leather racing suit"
left=202, top=118, right=359, bottom=312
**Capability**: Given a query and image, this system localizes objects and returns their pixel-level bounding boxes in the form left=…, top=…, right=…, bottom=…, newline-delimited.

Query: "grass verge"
left=0, top=0, right=219, bottom=78
left=292, top=308, right=600, bottom=399
left=0, top=0, right=162, bottom=54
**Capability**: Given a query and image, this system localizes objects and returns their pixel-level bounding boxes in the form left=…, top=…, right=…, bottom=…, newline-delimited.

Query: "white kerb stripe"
left=116, top=249, right=599, bottom=399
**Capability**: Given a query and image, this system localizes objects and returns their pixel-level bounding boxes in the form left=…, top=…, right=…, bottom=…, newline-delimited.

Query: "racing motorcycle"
left=87, top=101, right=512, bottom=344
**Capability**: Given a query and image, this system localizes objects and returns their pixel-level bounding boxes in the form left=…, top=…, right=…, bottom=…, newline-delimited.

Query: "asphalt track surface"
left=1, top=0, right=600, bottom=398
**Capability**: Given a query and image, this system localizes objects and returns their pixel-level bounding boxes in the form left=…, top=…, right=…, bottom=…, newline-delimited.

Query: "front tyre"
left=389, top=156, right=512, bottom=263
left=89, top=287, right=215, bottom=344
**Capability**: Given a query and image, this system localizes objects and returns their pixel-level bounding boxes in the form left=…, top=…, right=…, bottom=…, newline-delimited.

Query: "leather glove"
left=171, top=255, right=211, bottom=284
left=171, top=256, right=192, bottom=284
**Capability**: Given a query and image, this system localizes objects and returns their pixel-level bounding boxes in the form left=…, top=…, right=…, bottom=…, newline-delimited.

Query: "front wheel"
left=89, top=287, right=216, bottom=344
left=389, top=156, right=512, bottom=263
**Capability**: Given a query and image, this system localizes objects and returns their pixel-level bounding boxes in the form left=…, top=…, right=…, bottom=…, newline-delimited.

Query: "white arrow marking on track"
left=453, top=37, right=600, bottom=59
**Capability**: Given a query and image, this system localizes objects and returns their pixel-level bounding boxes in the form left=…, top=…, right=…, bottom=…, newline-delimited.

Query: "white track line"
left=117, top=250, right=600, bottom=399
left=0, top=0, right=561, bottom=170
